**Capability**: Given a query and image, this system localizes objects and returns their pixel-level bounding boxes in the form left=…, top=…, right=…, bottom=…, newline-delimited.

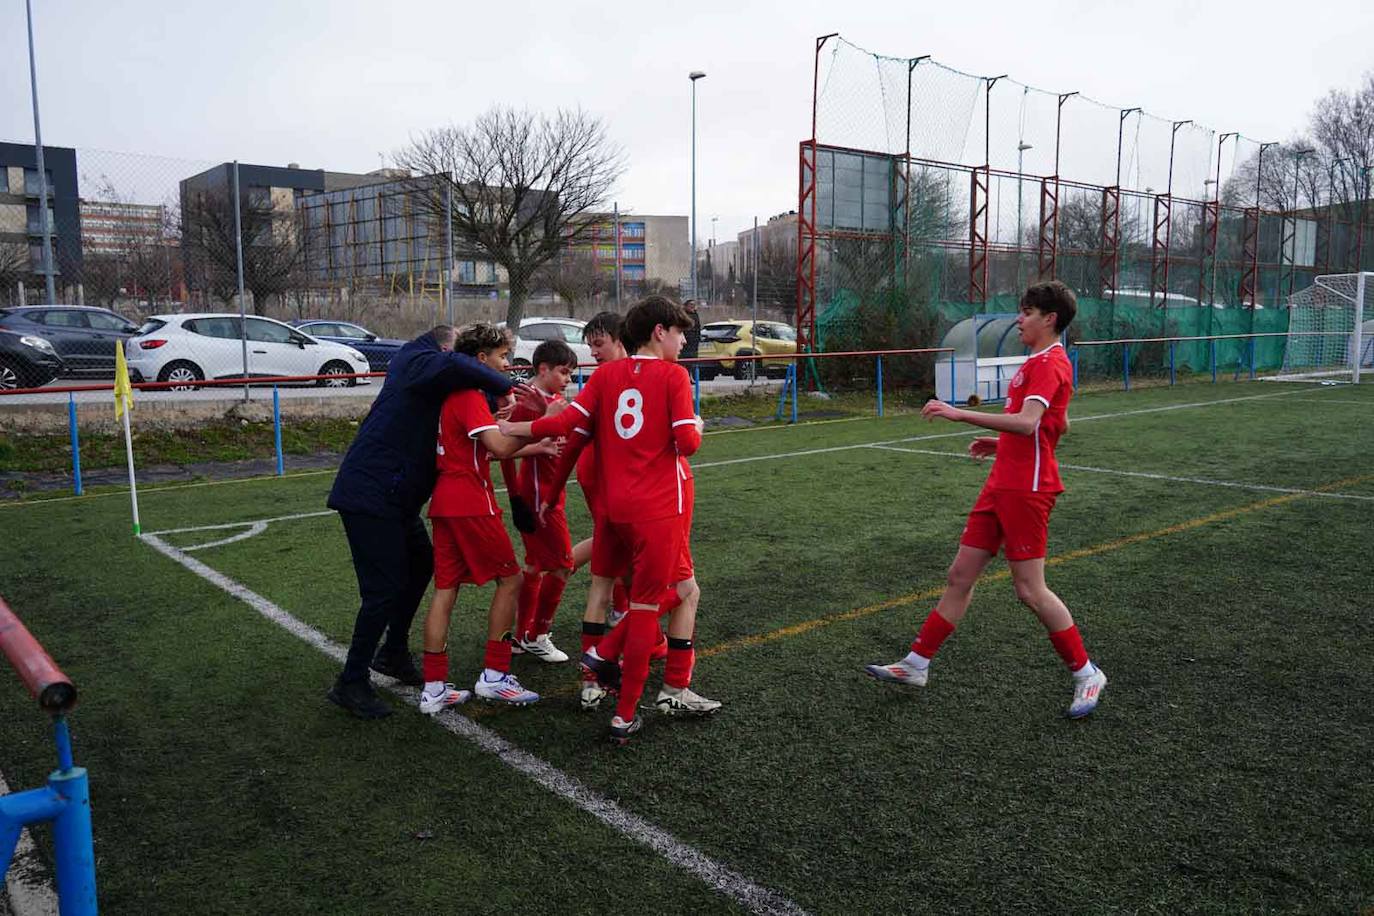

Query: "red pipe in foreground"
left=0, top=596, right=77, bottom=714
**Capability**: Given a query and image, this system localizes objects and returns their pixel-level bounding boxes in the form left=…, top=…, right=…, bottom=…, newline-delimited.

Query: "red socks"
left=597, top=614, right=629, bottom=660
left=422, top=651, right=448, bottom=683
left=535, top=575, right=567, bottom=636
left=910, top=610, right=956, bottom=659
left=482, top=638, right=512, bottom=673
left=581, top=620, right=606, bottom=656
left=516, top=572, right=542, bottom=642
left=1048, top=625, right=1089, bottom=672
left=664, top=637, right=694, bottom=689
left=615, top=610, right=661, bottom=721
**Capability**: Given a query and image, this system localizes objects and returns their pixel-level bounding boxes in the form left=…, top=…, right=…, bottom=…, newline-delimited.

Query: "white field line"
left=0, top=769, right=60, bottom=916
left=1279, top=397, right=1373, bottom=406
left=866, top=445, right=1374, bottom=502
left=158, top=385, right=1348, bottom=546
left=138, top=533, right=811, bottom=916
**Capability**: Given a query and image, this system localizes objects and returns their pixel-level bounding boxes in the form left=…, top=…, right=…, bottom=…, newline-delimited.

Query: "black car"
left=288, top=320, right=406, bottom=372
left=0, top=328, right=65, bottom=390
left=0, top=305, right=140, bottom=377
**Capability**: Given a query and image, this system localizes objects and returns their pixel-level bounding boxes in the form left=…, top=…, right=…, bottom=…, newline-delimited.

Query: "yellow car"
left=696, top=320, right=799, bottom=380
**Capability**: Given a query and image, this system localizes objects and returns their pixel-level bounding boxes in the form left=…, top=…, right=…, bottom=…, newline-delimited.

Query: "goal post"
left=1281, top=272, right=1370, bottom=384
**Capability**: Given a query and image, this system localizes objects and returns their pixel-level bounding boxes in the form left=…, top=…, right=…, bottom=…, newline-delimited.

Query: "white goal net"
left=1280, top=272, right=1370, bottom=383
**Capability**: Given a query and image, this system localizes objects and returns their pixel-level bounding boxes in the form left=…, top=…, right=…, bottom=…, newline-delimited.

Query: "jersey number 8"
left=615, top=388, right=644, bottom=440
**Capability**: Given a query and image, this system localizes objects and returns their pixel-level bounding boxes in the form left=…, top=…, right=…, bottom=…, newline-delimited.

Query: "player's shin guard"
left=516, top=572, right=542, bottom=642
left=482, top=638, right=513, bottom=674
left=664, top=637, right=694, bottom=689
left=1048, top=624, right=1089, bottom=672
left=534, top=574, right=567, bottom=636
left=911, top=610, right=956, bottom=659
left=614, top=611, right=659, bottom=722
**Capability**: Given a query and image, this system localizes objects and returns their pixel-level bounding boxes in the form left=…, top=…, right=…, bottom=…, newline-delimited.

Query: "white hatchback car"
left=501, top=317, right=594, bottom=380
left=124, top=313, right=372, bottom=390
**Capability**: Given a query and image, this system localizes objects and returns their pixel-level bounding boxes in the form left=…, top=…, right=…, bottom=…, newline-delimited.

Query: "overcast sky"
left=2, top=0, right=1370, bottom=242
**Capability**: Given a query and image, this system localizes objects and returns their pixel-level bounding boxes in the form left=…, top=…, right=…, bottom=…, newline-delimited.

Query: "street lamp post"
left=689, top=71, right=706, bottom=300
left=25, top=0, right=57, bottom=305
left=1016, top=142, right=1033, bottom=291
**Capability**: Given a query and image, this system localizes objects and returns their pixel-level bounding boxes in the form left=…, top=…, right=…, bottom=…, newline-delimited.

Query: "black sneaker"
left=608, top=714, right=643, bottom=746
left=370, top=650, right=423, bottom=687
left=326, top=678, right=393, bottom=719
left=580, top=650, right=622, bottom=691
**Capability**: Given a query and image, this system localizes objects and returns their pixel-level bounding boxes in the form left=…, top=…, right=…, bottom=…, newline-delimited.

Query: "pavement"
left=1, top=374, right=781, bottom=406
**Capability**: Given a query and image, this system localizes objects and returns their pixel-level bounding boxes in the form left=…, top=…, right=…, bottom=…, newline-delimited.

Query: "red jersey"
left=510, top=387, right=567, bottom=510
left=430, top=389, right=501, bottom=517
left=531, top=355, right=700, bottom=523
left=986, top=342, right=1073, bottom=493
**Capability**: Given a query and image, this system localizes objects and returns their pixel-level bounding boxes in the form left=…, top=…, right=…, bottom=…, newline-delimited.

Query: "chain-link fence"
left=797, top=36, right=1374, bottom=391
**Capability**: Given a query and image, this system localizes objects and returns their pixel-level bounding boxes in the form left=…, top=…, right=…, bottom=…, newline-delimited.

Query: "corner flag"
left=114, top=340, right=141, bottom=535
left=114, top=339, right=134, bottom=419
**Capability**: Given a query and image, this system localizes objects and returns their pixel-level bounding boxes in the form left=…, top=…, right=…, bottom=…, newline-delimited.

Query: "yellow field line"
left=695, top=472, right=1374, bottom=660
left=467, top=471, right=1373, bottom=719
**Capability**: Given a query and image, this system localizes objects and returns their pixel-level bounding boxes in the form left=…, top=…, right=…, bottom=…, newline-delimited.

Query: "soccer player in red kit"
left=502, top=296, right=719, bottom=743
left=865, top=281, right=1107, bottom=718
left=508, top=338, right=579, bottom=663
left=418, top=324, right=544, bottom=713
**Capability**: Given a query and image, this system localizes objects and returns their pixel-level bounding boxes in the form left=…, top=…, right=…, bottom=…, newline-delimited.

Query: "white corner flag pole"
left=114, top=339, right=141, bottom=536
left=122, top=399, right=140, bottom=536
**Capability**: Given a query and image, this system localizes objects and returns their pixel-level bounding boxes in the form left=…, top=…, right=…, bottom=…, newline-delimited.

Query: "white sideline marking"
left=0, top=769, right=60, bottom=916
left=138, top=533, right=811, bottom=916
left=1280, top=397, right=1372, bottom=406
left=867, top=445, right=1374, bottom=502
left=148, top=510, right=335, bottom=537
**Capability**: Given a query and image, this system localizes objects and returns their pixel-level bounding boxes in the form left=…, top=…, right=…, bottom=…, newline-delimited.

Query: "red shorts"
left=591, top=515, right=686, bottom=605
left=579, top=480, right=602, bottom=519
left=959, top=486, right=1059, bottom=561
left=677, top=476, right=695, bottom=582
left=431, top=515, right=520, bottom=588
left=519, top=504, right=574, bottom=571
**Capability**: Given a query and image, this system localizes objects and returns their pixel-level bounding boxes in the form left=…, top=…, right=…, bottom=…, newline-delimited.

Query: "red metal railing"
left=0, top=596, right=77, bottom=714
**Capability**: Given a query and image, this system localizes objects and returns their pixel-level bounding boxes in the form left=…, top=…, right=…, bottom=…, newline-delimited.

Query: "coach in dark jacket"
left=325, top=325, right=523, bottom=719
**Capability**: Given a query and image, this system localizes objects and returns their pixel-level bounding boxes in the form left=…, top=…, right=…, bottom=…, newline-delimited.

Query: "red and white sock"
left=482, top=638, right=512, bottom=675
left=1048, top=625, right=1091, bottom=674
left=907, top=610, right=956, bottom=667
left=534, top=574, right=567, bottom=636
left=515, top=572, right=543, bottom=643
left=422, top=650, right=448, bottom=693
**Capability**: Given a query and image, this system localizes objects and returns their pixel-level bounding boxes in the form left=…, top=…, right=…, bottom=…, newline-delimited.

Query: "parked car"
left=0, top=328, right=65, bottom=390
left=288, top=320, right=407, bottom=372
left=499, top=317, right=594, bottom=380
left=123, top=314, right=371, bottom=390
left=0, top=305, right=140, bottom=377
left=696, top=320, right=798, bottom=380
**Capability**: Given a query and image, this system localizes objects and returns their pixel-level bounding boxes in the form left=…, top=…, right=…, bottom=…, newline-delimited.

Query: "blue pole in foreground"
left=272, top=386, right=284, bottom=477
left=692, top=363, right=700, bottom=415
left=1169, top=341, right=1176, bottom=386
left=1248, top=338, right=1256, bottom=380
left=791, top=362, right=799, bottom=423
left=875, top=356, right=884, bottom=417
left=1122, top=344, right=1131, bottom=392
left=49, top=719, right=96, bottom=915
left=67, top=393, right=82, bottom=496
left=1070, top=348, right=1079, bottom=390
left=1210, top=339, right=1217, bottom=383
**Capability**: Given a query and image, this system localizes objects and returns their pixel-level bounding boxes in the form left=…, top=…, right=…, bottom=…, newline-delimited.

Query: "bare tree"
left=0, top=240, right=28, bottom=292
left=392, top=107, right=625, bottom=330
left=532, top=248, right=608, bottom=317
left=181, top=188, right=313, bottom=313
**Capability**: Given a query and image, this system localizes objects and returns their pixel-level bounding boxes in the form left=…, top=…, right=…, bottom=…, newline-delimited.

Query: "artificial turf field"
left=2, top=379, right=1372, bottom=915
